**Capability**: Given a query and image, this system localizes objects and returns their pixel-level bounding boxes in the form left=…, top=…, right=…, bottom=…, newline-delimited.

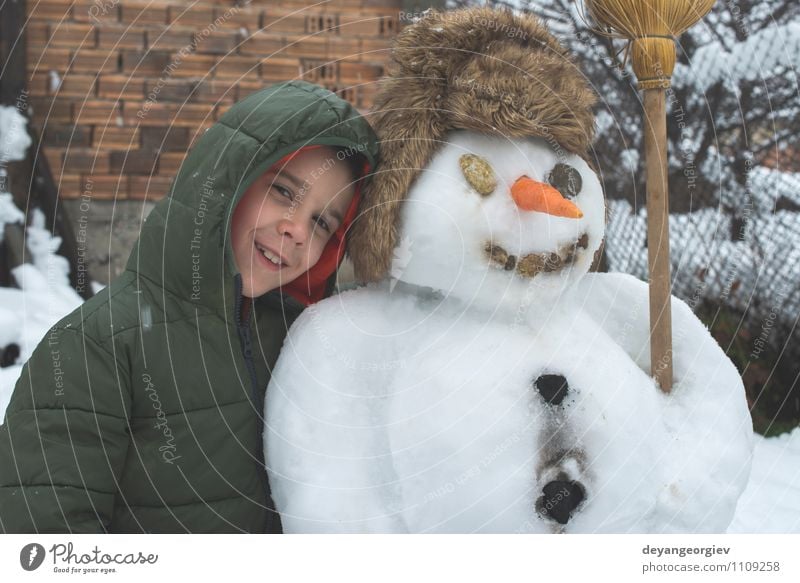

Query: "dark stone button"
left=547, top=163, right=582, bottom=199
left=536, top=479, right=586, bottom=525
left=534, top=374, right=569, bottom=405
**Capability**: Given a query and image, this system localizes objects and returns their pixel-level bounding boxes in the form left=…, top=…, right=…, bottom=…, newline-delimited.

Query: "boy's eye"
left=271, top=183, right=293, bottom=200
left=314, top=216, right=332, bottom=234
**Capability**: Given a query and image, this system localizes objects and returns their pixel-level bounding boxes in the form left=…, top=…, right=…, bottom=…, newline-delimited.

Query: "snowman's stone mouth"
left=484, top=234, right=589, bottom=278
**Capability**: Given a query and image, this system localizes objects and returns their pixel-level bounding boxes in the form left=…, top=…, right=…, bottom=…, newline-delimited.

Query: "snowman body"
left=265, top=133, right=753, bottom=533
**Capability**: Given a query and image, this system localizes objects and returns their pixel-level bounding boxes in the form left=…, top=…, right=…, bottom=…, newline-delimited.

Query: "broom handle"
left=643, top=88, right=673, bottom=393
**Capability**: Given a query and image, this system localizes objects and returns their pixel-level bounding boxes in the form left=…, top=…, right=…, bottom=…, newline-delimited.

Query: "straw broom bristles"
left=585, top=0, right=716, bottom=88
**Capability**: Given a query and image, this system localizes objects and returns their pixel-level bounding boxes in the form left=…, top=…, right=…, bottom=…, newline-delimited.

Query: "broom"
left=582, top=0, right=716, bottom=393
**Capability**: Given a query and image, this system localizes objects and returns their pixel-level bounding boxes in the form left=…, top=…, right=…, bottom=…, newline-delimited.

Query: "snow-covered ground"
left=728, top=428, right=800, bottom=533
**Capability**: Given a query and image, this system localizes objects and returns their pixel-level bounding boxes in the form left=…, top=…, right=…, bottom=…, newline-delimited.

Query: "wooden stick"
left=643, top=88, right=673, bottom=392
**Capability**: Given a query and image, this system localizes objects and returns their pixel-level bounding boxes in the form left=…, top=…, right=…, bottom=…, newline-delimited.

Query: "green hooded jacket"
left=0, top=81, right=378, bottom=533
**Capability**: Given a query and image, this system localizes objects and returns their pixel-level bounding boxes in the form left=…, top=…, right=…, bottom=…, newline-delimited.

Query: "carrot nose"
left=510, top=176, right=583, bottom=219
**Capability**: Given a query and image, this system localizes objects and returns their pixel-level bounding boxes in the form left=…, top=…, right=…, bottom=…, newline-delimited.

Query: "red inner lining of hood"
left=250, top=145, right=366, bottom=306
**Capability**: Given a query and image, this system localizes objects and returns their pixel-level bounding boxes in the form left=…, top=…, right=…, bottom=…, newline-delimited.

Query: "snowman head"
left=348, top=8, right=600, bottom=290
left=391, top=131, right=604, bottom=306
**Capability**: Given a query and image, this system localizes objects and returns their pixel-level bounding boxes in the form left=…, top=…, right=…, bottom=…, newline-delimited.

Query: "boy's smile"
left=231, top=146, right=356, bottom=298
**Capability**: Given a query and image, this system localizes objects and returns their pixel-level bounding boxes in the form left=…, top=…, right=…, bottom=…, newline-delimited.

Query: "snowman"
left=264, top=8, right=753, bottom=533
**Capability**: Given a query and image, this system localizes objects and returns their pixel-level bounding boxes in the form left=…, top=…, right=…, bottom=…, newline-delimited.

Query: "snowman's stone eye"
left=547, top=163, right=582, bottom=199
left=459, top=154, right=496, bottom=197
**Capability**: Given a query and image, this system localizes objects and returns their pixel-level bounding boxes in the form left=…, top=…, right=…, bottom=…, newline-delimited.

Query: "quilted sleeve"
left=0, top=325, right=132, bottom=533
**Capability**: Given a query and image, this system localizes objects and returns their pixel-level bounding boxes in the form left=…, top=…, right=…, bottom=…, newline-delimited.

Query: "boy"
left=0, top=81, right=378, bottom=533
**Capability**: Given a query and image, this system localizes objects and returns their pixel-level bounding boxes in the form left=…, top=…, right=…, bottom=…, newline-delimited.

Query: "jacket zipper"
left=233, top=276, right=272, bottom=533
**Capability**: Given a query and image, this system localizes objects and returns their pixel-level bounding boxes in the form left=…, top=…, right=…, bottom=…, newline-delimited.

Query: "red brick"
left=191, top=80, right=236, bottom=104
left=262, top=12, right=306, bottom=34
left=93, top=126, right=140, bottom=149
left=299, top=59, right=338, bottom=84
left=167, top=5, right=214, bottom=28
left=336, top=15, right=382, bottom=37
left=239, top=32, right=287, bottom=56
left=235, top=80, right=267, bottom=101
left=340, top=61, right=382, bottom=83
left=261, top=57, right=299, bottom=82
left=212, top=4, right=261, bottom=29
left=26, top=0, right=73, bottom=21
left=28, top=73, right=50, bottom=97
left=146, top=28, right=195, bottom=52
left=325, top=84, right=357, bottom=105
left=142, top=78, right=194, bottom=102
left=140, top=127, right=190, bottom=152
left=69, top=49, right=119, bottom=74
left=27, top=47, right=71, bottom=73
left=212, top=56, right=261, bottom=79
left=73, top=99, right=121, bottom=125
left=110, top=150, right=159, bottom=174
left=359, top=82, right=378, bottom=109
left=63, top=148, right=110, bottom=174
left=282, top=36, right=327, bottom=59
left=72, top=0, right=120, bottom=23
left=45, top=148, right=65, bottom=178
left=97, top=75, right=144, bottom=100
left=123, top=102, right=213, bottom=127
left=214, top=103, right=233, bottom=120
left=168, top=53, right=217, bottom=77
left=129, top=176, right=172, bottom=201
left=98, top=25, right=147, bottom=50
left=360, top=38, right=392, bottom=60
left=43, top=125, right=92, bottom=149
left=187, top=125, right=212, bottom=149
left=120, top=51, right=173, bottom=75
left=26, top=23, right=50, bottom=45
left=306, top=13, right=338, bottom=34
left=53, top=74, right=98, bottom=98
left=157, top=152, right=186, bottom=174
left=30, top=96, right=72, bottom=123
left=121, top=1, right=169, bottom=26
left=328, top=38, right=362, bottom=60
left=193, top=31, right=238, bottom=55
left=83, top=174, right=127, bottom=199
left=57, top=174, right=84, bottom=200
left=48, top=22, right=97, bottom=49
left=353, top=5, right=399, bottom=16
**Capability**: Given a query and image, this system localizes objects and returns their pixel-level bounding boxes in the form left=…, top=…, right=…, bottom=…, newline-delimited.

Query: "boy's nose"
left=277, top=217, right=309, bottom=245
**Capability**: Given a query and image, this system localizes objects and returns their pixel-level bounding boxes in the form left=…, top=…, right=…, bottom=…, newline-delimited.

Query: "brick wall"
left=27, top=0, right=400, bottom=205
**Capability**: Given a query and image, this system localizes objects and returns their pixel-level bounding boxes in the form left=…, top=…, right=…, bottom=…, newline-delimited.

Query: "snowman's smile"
left=485, top=234, right=589, bottom=278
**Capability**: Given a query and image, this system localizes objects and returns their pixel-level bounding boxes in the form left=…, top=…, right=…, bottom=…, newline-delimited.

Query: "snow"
left=0, top=197, right=83, bottom=412
left=49, top=70, right=62, bottom=93
left=265, top=134, right=757, bottom=533
left=0, top=105, right=33, bottom=163
left=674, top=22, right=800, bottom=92
left=0, top=190, right=25, bottom=240
left=749, top=165, right=800, bottom=207
left=728, top=427, right=800, bottom=533
left=605, top=199, right=800, bottom=324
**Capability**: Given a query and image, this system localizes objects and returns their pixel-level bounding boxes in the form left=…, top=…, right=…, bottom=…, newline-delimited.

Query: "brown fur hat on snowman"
left=349, top=7, right=599, bottom=283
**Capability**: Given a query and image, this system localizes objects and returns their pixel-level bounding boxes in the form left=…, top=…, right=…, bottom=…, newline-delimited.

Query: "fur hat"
left=349, top=7, right=598, bottom=282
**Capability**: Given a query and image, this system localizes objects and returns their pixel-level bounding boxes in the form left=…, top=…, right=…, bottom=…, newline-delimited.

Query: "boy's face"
left=231, top=147, right=356, bottom=298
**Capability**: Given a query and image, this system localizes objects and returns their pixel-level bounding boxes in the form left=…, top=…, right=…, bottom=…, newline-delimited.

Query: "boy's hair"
left=332, top=145, right=367, bottom=184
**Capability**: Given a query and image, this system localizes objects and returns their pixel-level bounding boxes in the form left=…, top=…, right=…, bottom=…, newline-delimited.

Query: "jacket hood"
left=126, top=80, right=379, bottom=315
left=348, top=7, right=598, bottom=282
